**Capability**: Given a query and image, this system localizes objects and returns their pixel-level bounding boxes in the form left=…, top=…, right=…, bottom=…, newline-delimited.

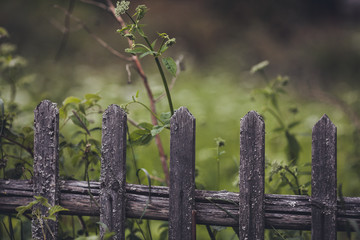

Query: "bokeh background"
left=2, top=0, right=360, bottom=239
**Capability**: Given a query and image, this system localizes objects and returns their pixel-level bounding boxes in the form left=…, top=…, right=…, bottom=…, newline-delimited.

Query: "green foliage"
left=252, top=61, right=312, bottom=239
left=123, top=93, right=171, bottom=146
left=162, top=57, right=177, bottom=77
left=0, top=28, right=34, bottom=181
left=59, top=94, right=102, bottom=182
left=16, top=196, right=69, bottom=239
left=115, top=1, right=176, bottom=115
left=214, top=137, right=226, bottom=190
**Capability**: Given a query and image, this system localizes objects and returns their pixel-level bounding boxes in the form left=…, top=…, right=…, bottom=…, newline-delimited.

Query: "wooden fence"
left=1, top=100, right=360, bottom=239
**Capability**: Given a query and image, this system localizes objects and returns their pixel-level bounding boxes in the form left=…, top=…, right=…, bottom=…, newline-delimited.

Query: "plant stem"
left=127, top=100, right=164, bottom=124
left=142, top=33, right=175, bottom=116
left=154, top=57, right=174, bottom=115
left=102, top=0, right=171, bottom=185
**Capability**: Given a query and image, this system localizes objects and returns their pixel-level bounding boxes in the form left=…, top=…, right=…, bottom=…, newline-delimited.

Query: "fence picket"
left=32, top=100, right=60, bottom=239
left=169, top=107, right=196, bottom=240
left=311, top=114, right=337, bottom=239
left=100, top=105, right=127, bottom=239
left=239, top=111, right=265, bottom=240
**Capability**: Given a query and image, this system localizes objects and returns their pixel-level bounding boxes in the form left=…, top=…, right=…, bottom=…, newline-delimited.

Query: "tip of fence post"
left=103, top=104, right=126, bottom=116
left=171, top=106, right=195, bottom=120
left=241, top=111, right=263, bottom=124
left=313, top=114, right=336, bottom=131
left=35, top=100, right=58, bottom=112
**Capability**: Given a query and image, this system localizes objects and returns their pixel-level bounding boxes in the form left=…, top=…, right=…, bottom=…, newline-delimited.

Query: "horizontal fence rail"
left=1, top=100, right=360, bottom=239
left=1, top=180, right=360, bottom=231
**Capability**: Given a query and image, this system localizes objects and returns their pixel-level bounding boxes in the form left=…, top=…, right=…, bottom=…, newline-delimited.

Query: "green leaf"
left=138, top=122, right=154, bottom=131
left=0, top=27, right=9, bottom=38
left=160, top=112, right=171, bottom=125
left=63, top=96, right=81, bottom=106
left=85, top=93, right=101, bottom=102
left=129, top=129, right=153, bottom=145
left=103, top=231, right=116, bottom=240
left=159, top=44, right=169, bottom=54
left=250, top=60, right=269, bottom=74
left=125, top=47, right=148, bottom=55
left=151, top=39, right=158, bottom=49
left=88, top=138, right=101, bottom=151
left=44, top=215, right=56, bottom=221
left=285, top=131, right=301, bottom=164
left=136, top=27, right=147, bottom=38
left=162, top=57, right=177, bottom=77
left=139, top=51, right=157, bottom=58
left=116, top=25, right=131, bottom=34
left=34, top=195, right=51, bottom=208
left=16, top=200, right=38, bottom=217
left=48, top=205, right=69, bottom=217
left=78, top=103, right=86, bottom=115
left=70, top=112, right=89, bottom=130
left=151, top=125, right=165, bottom=136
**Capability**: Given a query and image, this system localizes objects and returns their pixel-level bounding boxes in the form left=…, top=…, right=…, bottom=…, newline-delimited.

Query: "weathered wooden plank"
left=239, top=111, right=265, bottom=240
left=169, top=107, right=196, bottom=240
left=312, top=114, right=337, bottom=240
left=100, top=105, right=127, bottom=240
left=2, top=180, right=360, bottom=230
left=32, top=100, right=60, bottom=239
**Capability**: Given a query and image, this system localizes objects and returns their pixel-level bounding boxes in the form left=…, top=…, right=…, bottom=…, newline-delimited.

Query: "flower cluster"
left=115, top=1, right=130, bottom=16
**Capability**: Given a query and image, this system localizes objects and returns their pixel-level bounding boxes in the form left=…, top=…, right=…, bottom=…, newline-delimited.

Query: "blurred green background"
left=2, top=0, right=360, bottom=239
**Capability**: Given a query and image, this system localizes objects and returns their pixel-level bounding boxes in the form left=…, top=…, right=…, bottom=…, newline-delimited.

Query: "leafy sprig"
left=115, top=1, right=176, bottom=115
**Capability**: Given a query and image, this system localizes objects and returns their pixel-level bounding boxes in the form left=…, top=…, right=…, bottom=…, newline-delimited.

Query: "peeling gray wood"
left=312, top=114, right=337, bottom=240
left=239, top=111, right=265, bottom=240
left=2, top=180, right=360, bottom=230
left=100, top=105, right=127, bottom=240
left=32, top=100, right=60, bottom=239
left=169, top=107, right=196, bottom=240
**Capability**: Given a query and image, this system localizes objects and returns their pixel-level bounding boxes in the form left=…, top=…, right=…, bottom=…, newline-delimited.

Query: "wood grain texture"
left=32, top=100, right=60, bottom=239
left=312, top=114, right=337, bottom=239
left=2, top=180, right=360, bottom=230
left=169, top=107, right=196, bottom=240
left=100, top=105, right=127, bottom=240
left=239, top=111, right=265, bottom=240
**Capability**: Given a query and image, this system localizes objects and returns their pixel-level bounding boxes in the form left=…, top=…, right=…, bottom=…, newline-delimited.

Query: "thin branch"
left=77, top=216, right=89, bottom=236
left=0, top=135, right=33, bottom=158
left=71, top=110, right=91, bottom=136
left=69, top=0, right=171, bottom=185
left=103, top=0, right=170, bottom=185
left=55, top=0, right=76, bottom=61
left=79, top=0, right=110, bottom=11
left=53, top=4, right=132, bottom=62
left=127, top=118, right=143, bottom=129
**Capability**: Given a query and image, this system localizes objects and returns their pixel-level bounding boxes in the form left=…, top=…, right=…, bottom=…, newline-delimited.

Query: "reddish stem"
left=105, top=0, right=170, bottom=185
